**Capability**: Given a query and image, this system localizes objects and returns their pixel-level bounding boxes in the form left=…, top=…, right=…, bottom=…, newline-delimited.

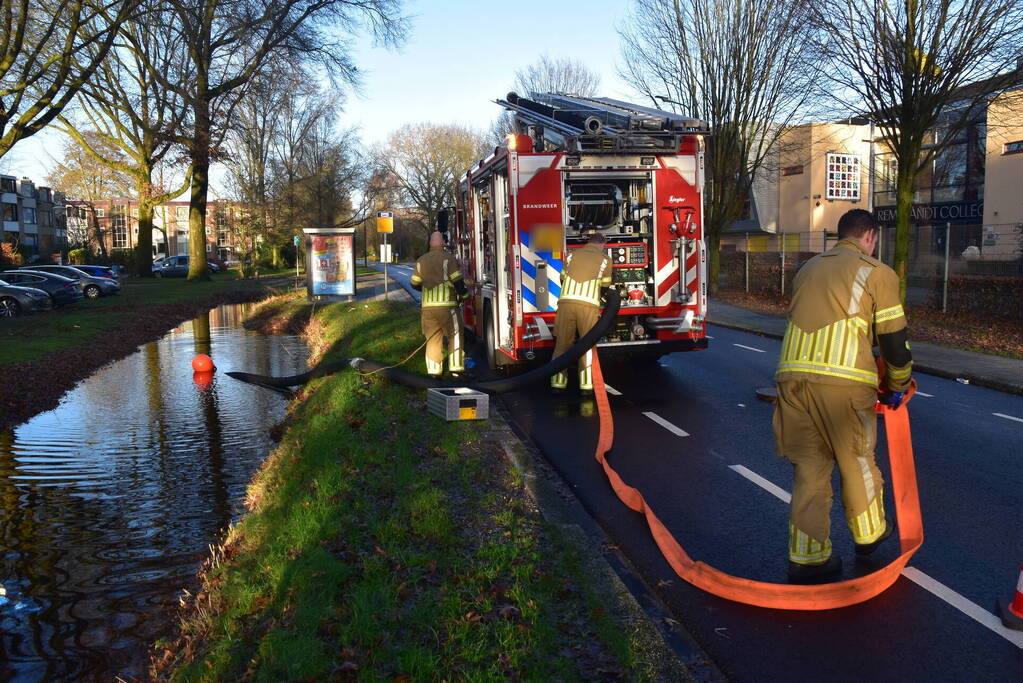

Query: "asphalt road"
left=378, top=261, right=1023, bottom=679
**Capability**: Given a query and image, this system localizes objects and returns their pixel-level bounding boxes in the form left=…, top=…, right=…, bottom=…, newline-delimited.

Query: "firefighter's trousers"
left=421, top=306, right=464, bottom=376
left=773, top=379, right=887, bottom=565
left=550, top=301, right=599, bottom=391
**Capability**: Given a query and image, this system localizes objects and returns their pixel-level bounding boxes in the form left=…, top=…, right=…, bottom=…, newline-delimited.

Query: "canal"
left=0, top=303, right=308, bottom=680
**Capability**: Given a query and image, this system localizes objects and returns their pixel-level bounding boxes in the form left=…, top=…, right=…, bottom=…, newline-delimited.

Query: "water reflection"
left=0, top=304, right=307, bottom=680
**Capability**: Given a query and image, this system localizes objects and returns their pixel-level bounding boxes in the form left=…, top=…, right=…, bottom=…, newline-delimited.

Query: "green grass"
left=160, top=296, right=647, bottom=681
left=0, top=274, right=262, bottom=366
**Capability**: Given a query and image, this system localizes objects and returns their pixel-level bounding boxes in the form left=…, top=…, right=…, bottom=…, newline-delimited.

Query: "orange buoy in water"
left=193, top=370, right=214, bottom=390
left=192, top=354, right=215, bottom=372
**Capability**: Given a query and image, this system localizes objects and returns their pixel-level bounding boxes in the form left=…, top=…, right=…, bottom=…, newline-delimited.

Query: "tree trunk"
left=134, top=198, right=155, bottom=278
left=893, top=163, right=915, bottom=305
left=188, top=98, right=212, bottom=281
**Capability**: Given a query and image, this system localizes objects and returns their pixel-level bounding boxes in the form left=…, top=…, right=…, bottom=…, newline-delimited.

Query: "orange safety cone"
left=999, top=565, right=1023, bottom=630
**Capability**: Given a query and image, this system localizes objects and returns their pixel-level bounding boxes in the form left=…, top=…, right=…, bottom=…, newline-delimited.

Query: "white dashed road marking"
left=604, top=384, right=622, bottom=396
left=901, top=568, right=1023, bottom=649
left=729, top=465, right=791, bottom=503
left=729, top=463, right=1023, bottom=649
left=733, top=343, right=766, bottom=353
left=642, top=412, right=689, bottom=437
left=994, top=412, right=1023, bottom=424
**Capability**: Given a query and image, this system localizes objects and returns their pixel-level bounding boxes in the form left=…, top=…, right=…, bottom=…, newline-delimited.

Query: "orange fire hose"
left=589, top=351, right=922, bottom=610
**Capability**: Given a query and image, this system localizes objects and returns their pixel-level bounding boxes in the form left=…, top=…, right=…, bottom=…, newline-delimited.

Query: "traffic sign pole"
left=377, top=211, right=394, bottom=302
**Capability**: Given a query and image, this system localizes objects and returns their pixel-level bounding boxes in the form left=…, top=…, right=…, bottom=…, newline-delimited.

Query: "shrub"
left=68, top=248, right=90, bottom=265
left=944, top=274, right=1023, bottom=320
left=0, top=242, right=23, bottom=267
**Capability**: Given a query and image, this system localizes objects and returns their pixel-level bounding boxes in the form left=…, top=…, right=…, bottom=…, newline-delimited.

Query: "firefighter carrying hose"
left=410, top=231, right=468, bottom=377
left=551, top=232, right=613, bottom=394
left=774, top=209, right=913, bottom=583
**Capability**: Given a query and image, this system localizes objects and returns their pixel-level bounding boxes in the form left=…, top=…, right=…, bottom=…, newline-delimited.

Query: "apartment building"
left=65, top=198, right=240, bottom=263
left=1, top=175, right=67, bottom=259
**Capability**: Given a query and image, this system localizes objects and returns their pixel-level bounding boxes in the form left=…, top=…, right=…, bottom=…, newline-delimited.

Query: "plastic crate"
left=426, top=387, right=489, bottom=421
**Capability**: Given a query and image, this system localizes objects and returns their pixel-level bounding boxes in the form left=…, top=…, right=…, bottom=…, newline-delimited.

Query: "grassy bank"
left=156, top=295, right=661, bottom=680
left=1, top=274, right=264, bottom=367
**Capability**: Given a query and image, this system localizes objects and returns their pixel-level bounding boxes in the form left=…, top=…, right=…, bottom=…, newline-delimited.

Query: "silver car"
left=0, top=278, right=53, bottom=317
left=20, top=265, right=121, bottom=299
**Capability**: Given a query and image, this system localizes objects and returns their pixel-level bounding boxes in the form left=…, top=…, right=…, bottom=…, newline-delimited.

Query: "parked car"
left=0, top=278, right=53, bottom=317
left=154, top=254, right=218, bottom=277
left=74, top=264, right=119, bottom=282
left=21, top=265, right=121, bottom=298
left=0, top=270, right=84, bottom=306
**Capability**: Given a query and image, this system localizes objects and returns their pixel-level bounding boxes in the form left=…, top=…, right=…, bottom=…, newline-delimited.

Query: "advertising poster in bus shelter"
left=303, top=228, right=356, bottom=300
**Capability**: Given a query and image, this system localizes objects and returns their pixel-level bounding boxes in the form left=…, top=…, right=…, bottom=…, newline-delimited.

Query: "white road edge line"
left=994, top=412, right=1023, bottom=424
left=642, top=412, right=689, bottom=437
left=916, top=391, right=934, bottom=397
left=901, top=567, right=1023, bottom=649
left=728, top=465, right=791, bottom=503
left=733, top=343, right=766, bottom=353
left=604, top=384, right=622, bottom=396
left=729, top=464, right=1023, bottom=649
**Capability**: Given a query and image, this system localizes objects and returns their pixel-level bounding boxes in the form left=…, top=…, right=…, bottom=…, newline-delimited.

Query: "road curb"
left=707, top=317, right=1023, bottom=397
left=487, top=402, right=725, bottom=682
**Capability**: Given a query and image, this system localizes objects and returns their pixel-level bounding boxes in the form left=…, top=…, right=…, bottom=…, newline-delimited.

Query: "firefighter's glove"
left=878, top=390, right=904, bottom=409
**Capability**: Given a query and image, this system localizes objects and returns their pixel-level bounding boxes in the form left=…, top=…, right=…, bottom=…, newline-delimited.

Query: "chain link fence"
left=719, top=223, right=1023, bottom=320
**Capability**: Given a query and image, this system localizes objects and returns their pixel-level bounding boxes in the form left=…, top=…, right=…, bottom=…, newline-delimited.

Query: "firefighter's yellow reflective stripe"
left=560, top=275, right=602, bottom=305
left=874, top=304, right=905, bottom=323
left=846, top=264, right=874, bottom=315
left=888, top=366, right=912, bottom=380
left=422, top=282, right=457, bottom=307
left=448, top=269, right=462, bottom=281
left=848, top=494, right=886, bottom=544
left=448, top=309, right=464, bottom=371
left=579, top=349, right=593, bottom=390
left=789, top=523, right=833, bottom=564
left=426, top=357, right=443, bottom=375
left=778, top=319, right=875, bottom=384
left=551, top=371, right=568, bottom=389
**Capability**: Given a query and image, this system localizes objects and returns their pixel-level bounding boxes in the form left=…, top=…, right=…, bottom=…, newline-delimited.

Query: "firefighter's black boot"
left=787, top=556, right=842, bottom=584
left=855, top=521, right=894, bottom=556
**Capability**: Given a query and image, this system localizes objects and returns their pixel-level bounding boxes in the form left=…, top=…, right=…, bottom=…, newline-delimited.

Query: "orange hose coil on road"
left=590, top=351, right=923, bottom=610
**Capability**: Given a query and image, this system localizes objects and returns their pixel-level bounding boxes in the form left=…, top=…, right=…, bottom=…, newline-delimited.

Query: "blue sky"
left=3, top=0, right=636, bottom=193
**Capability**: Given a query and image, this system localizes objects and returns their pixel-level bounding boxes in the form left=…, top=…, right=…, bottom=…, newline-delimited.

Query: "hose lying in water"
left=226, top=289, right=621, bottom=394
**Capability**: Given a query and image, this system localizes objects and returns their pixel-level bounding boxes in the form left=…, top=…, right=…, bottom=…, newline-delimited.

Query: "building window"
left=23, top=207, right=35, bottom=223
left=177, top=206, right=189, bottom=221
left=782, top=165, right=804, bottom=176
left=2, top=203, right=17, bottom=221
left=113, top=224, right=128, bottom=248
left=217, top=230, right=228, bottom=246
left=0, top=178, right=14, bottom=193
left=1004, top=140, right=1023, bottom=155
left=95, top=208, right=105, bottom=218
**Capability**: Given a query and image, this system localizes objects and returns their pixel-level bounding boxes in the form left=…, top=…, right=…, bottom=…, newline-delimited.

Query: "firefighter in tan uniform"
left=410, top=231, right=468, bottom=377
left=774, top=209, right=913, bottom=583
left=551, top=232, right=613, bottom=393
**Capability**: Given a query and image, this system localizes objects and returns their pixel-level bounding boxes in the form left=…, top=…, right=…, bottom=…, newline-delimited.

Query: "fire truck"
left=451, top=92, right=710, bottom=370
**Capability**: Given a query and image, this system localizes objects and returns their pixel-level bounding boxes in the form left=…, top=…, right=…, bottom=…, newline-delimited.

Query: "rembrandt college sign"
left=874, top=200, right=983, bottom=225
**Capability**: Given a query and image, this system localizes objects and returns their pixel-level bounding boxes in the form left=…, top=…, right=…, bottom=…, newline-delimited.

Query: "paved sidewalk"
left=708, top=297, right=1023, bottom=396
left=354, top=270, right=413, bottom=302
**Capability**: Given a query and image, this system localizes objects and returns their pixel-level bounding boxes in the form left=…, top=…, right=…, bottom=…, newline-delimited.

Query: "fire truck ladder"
left=495, top=92, right=708, bottom=153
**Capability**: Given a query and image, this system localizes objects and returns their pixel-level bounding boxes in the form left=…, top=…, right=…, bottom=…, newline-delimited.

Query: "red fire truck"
left=452, top=93, right=710, bottom=370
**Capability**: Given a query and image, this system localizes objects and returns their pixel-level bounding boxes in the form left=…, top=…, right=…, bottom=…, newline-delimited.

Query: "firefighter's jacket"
left=560, top=243, right=613, bottom=308
left=776, top=239, right=912, bottom=392
left=411, top=247, right=463, bottom=308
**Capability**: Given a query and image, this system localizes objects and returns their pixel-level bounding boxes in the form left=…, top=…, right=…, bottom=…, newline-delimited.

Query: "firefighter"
left=410, top=231, right=468, bottom=377
left=551, top=232, right=613, bottom=394
left=774, top=209, right=912, bottom=583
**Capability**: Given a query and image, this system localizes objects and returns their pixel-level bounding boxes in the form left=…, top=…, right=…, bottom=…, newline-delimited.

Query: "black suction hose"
left=227, top=289, right=622, bottom=394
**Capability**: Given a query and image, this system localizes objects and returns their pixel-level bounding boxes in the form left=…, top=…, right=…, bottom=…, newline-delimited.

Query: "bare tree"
left=619, top=0, right=818, bottom=292
left=0, top=1, right=139, bottom=159
left=47, top=132, right=134, bottom=257
left=56, top=12, right=192, bottom=276
left=811, top=0, right=1023, bottom=301
left=148, top=0, right=405, bottom=280
left=378, top=123, right=489, bottom=234
left=491, top=55, right=602, bottom=144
